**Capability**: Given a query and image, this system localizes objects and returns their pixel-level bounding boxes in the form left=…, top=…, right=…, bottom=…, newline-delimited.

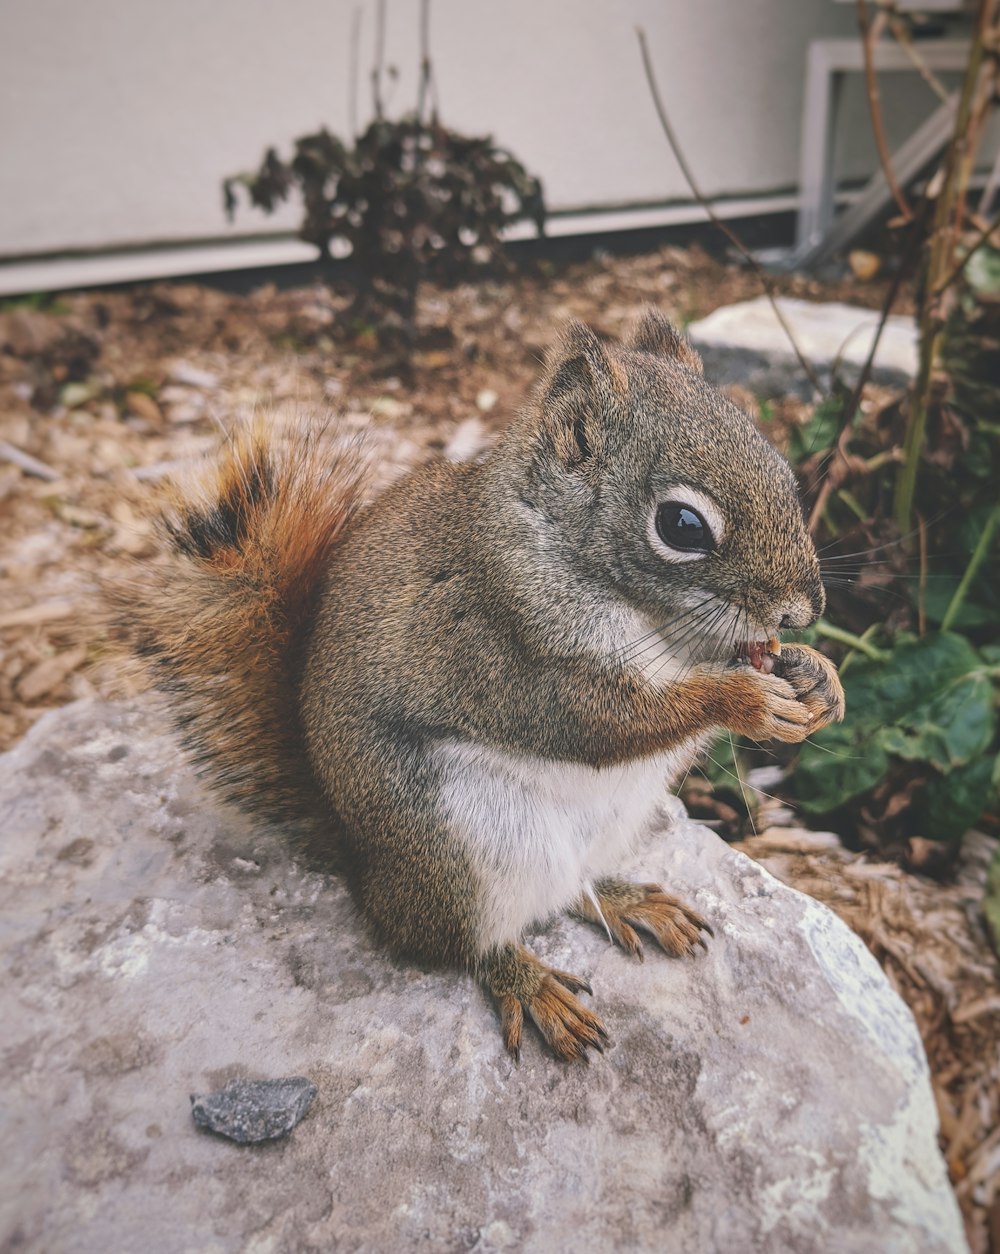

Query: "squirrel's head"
left=504, top=309, right=824, bottom=655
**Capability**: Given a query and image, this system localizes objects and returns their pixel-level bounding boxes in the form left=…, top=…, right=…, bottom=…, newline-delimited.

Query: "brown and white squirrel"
left=112, top=310, right=845, bottom=1061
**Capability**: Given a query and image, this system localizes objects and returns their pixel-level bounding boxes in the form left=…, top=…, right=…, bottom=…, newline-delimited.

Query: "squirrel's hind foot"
left=484, top=944, right=608, bottom=1063
left=576, top=878, right=712, bottom=961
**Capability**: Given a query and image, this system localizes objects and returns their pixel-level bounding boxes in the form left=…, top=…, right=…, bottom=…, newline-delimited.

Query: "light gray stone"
left=688, top=296, right=919, bottom=397
left=0, top=701, right=966, bottom=1253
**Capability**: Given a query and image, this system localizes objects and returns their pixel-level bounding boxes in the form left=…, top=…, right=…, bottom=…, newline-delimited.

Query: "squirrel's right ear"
left=627, top=308, right=703, bottom=375
left=539, top=321, right=625, bottom=473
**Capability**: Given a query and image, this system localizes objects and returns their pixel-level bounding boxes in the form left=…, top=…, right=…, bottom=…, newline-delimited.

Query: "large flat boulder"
left=0, top=701, right=966, bottom=1253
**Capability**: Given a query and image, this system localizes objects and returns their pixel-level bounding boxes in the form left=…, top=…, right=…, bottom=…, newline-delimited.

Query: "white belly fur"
left=432, top=738, right=703, bottom=953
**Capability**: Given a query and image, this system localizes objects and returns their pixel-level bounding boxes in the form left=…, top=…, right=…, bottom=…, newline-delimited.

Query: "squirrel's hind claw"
left=578, top=879, right=713, bottom=960
left=486, top=945, right=608, bottom=1063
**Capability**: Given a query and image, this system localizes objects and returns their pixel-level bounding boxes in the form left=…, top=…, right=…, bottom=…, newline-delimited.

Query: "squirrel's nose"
left=778, top=587, right=824, bottom=631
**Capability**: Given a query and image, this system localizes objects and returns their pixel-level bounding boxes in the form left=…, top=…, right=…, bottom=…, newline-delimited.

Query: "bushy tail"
left=107, top=423, right=369, bottom=837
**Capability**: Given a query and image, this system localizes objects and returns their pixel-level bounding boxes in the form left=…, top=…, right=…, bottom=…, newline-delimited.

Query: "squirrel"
left=111, top=309, right=845, bottom=1062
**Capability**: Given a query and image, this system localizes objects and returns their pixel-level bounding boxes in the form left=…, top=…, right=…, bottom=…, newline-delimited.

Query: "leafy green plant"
left=795, top=632, right=999, bottom=847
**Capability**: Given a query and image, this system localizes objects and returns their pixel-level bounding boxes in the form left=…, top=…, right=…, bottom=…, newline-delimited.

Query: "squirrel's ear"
left=540, top=321, right=625, bottom=471
left=627, top=308, right=703, bottom=375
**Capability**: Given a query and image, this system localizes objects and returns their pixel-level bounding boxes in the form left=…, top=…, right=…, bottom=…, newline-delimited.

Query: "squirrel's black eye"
left=655, top=502, right=714, bottom=552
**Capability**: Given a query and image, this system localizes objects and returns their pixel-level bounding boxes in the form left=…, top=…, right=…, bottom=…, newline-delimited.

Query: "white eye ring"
left=647, top=486, right=726, bottom=563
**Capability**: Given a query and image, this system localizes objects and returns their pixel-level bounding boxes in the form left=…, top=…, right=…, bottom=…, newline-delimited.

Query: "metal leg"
left=796, top=42, right=844, bottom=253
left=798, top=92, right=958, bottom=270
left=792, top=36, right=971, bottom=267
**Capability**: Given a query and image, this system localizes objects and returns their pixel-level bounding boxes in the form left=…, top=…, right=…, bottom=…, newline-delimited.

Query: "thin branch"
left=415, top=0, right=437, bottom=124
left=348, top=6, right=362, bottom=139
left=846, top=204, right=928, bottom=419
left=800, top=200, right=924, bottom=535
left=887, top=12, right=951, bottom=104
left=636, top=27, right=822, bottom=393
left=371, top=0, right=386, bottom=121
left=954, top=65, right=995, bottom=235
left=857, top=0, right=912, bottom=221
left=807, top=422, right=854, bottom=533
left=0, top=439, right=60, bottom=482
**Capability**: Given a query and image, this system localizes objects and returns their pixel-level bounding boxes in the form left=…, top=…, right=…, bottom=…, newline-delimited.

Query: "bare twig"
left=636, top=28, right=822, bottom=393
left=857, top=0, right=912, bottom=221
left=808, top=421, right=854, bottom=533
left=980, top=142, right=1000, bottom=218
left=846, top=206, right=928, bottom=421
left=954, top=66, right=995, bottom=234
left=348, top=6, right=362, bottom=138
left=371, top=0, right=386, bottom=120
left=887, top=13, right=951, bottom=104
left=0, top=439, right=60, bottom=482
left=415, top=0, right=438, bottom=123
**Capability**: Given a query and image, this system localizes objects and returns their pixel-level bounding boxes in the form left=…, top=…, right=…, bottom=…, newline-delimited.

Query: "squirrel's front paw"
left=776, top=644, right=845, bottom=733
left=483, top=944, right=608, bottom=1063
left=716, top=667, right=815, bottom=743
left=714, top=645, right=845, bottom=743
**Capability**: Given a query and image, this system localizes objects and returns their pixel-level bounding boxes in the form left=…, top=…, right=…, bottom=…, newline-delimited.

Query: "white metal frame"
left=794, top=37, right=970, bottom=264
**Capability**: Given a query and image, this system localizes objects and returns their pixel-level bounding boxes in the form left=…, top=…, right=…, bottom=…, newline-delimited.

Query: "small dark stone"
left=190, top=1077, right=317, bottom=1144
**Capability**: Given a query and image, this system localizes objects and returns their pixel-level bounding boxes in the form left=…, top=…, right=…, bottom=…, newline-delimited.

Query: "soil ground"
left=0, top=243, right=995, bottom=1250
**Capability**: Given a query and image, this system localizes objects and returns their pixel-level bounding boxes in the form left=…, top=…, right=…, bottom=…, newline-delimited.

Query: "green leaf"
left=794, top=722, right=889, bottom=813
left=878, top=672, right=996, bottom=770
left=790, top=632, right=998, bottom=814
left=964, top=245, right=1000, bottom=295
left=789, top=398, right=844, bottom=462
left=836, top=633, right=984, bottom=727
left=918, top=756, right=996, bottom=843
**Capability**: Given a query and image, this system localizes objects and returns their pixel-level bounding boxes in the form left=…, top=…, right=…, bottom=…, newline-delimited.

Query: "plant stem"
left=893, top=3, right=994, bottom=532
left=857, top=0, right=912, bottom=220
left=941, top=504, right=1000, bottom=632
left=814, top=619, right=890, bottom=660
left=839, top=623, right=883, bottom=675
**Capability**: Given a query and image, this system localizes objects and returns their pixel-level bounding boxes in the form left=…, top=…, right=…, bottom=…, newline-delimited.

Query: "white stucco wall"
left=0, top=0, right=965, bottom=271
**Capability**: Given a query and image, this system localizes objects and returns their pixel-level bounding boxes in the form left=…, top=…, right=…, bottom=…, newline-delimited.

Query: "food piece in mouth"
left=735, top=637, right=782, bottom=674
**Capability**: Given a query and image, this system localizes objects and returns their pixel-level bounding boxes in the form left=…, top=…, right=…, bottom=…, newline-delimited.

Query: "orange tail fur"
left=108, top=423, right=369, bottom=837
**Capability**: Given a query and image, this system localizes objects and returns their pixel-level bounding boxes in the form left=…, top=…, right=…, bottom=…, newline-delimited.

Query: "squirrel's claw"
left=499, top=994, right=524, bottom=1063
left=549, top=967, right=593, bottom=997
left=485, top=944, right=608, bottom=1063
left=776, top=644, right=846, bottom=732
left=577, top=879, right=713, bottom=960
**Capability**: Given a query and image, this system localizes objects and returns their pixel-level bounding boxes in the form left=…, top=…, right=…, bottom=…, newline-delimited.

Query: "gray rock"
left=0, top=701, right=966, bottom=1253
left=688, top=296, right=919, bottom=397
left=191, top=1077, right=317, bottom=1143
